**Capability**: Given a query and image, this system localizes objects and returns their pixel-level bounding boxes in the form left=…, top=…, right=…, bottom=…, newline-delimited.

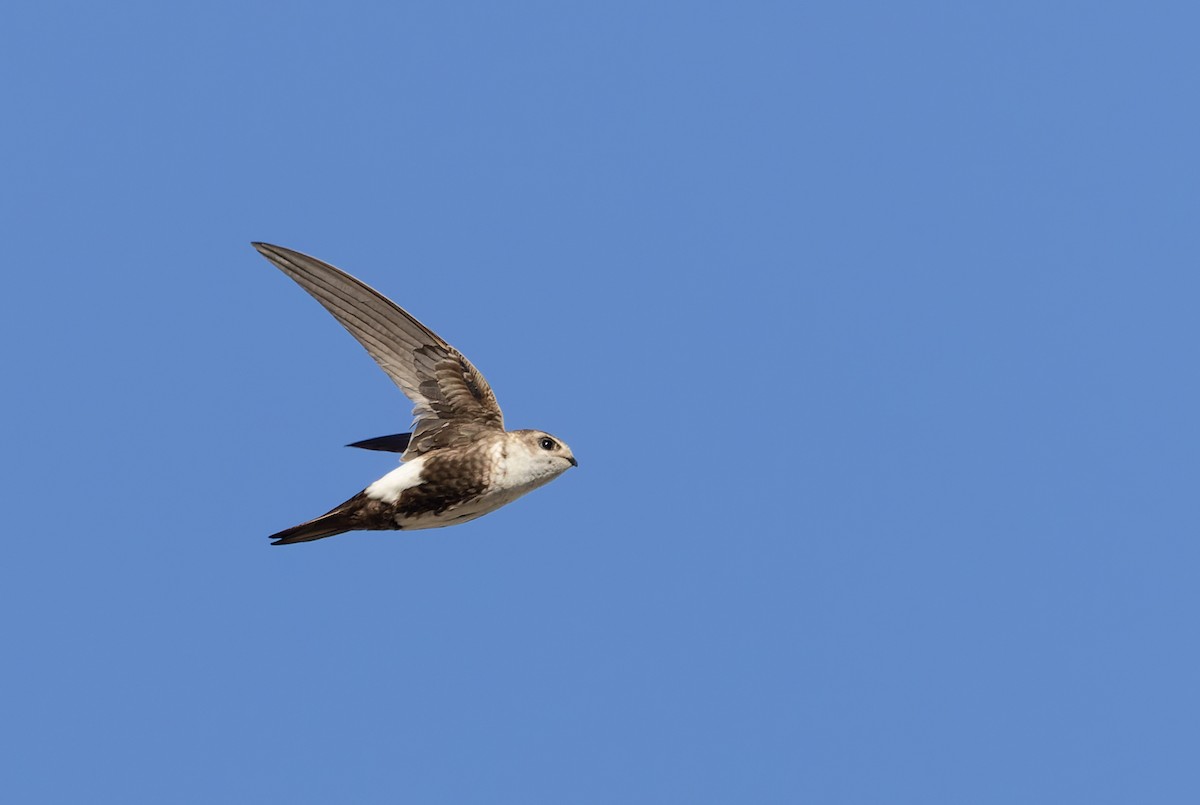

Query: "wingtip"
left=345, top=433, right=413, bottom=453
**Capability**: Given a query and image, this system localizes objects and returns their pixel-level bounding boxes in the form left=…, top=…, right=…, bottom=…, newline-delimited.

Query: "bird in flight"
left=252, top=243, right=577, bottom=545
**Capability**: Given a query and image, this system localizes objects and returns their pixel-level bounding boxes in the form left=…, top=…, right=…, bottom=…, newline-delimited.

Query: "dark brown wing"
left=253, top=243, right=504, bottom=459
left=346, top=433, right=412, bottom=453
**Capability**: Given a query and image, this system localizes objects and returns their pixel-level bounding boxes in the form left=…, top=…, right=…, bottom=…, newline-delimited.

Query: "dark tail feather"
left=346, top=433, right=412, bottom=453
left=269, top=510, right=355, bottom=545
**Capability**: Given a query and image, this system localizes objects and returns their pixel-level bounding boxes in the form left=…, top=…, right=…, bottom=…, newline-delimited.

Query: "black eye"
left=539, top=437, right=557, bottom=451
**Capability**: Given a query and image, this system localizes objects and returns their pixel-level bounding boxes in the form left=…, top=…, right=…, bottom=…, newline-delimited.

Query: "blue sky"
left=2, top=1, right=1198, bottom=802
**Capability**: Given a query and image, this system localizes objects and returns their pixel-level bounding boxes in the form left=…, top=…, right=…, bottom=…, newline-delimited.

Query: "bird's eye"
left=539, top=437, right=557, bottom=451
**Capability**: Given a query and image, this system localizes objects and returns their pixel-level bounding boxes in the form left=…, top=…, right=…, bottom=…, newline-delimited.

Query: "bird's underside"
left=267, top=429, right=573, bottom=545
left=270, top=437, right=494, bottom=544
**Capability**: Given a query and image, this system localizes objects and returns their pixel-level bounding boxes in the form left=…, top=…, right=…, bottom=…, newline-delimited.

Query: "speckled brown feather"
left=396, top=445, right=493, bottom=518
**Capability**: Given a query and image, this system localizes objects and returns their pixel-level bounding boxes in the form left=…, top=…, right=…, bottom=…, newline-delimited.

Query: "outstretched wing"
left=253, top=243, right=504, bottom=459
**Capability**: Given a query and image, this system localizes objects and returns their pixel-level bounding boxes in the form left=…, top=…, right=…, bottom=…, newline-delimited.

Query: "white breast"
left=490, top=439, right=569, bottom=495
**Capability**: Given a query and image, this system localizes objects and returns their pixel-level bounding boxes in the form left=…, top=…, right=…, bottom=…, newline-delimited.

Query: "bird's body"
left=252, top=243, right=577, bottom=545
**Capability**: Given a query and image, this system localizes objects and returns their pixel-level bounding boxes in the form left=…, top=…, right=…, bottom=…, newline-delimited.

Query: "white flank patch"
left=364, top=455, right=427, bottom=503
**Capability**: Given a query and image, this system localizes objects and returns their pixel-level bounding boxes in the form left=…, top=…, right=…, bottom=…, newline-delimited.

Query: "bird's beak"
left=568, top=456, right=579, bottom=467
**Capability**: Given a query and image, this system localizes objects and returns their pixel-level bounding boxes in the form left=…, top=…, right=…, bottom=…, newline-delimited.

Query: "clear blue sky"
left=3, top=2, right=1197, bottom=802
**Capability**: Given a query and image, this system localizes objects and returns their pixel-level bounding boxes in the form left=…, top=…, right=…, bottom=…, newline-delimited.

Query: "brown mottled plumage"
left=252, top=243, right=577, bottom=545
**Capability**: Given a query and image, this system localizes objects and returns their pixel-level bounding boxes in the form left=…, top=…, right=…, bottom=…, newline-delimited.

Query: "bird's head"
left=513, top=430, right=578, bottom=477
